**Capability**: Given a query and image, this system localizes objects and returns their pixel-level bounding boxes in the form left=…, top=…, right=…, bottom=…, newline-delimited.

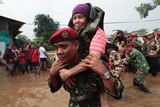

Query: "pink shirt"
left=89, top=27, right=106, bottom=54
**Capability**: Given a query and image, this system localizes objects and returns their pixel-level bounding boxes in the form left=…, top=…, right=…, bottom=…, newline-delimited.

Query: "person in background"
left=26, top=43, right=40, bottom=75
left=38, top=43, right=49, bottom=72
left=3, top=44, right=15, bottom=76
left=125, top=43, right=151, bottom=93
left=18, top=47, right=27, bottom=74
left=23, top=43, right=32, bottom=72
left=130, top=33, right=142, bottom=52
left=145, top=31, right=160, bottom=76
left=155, top=32, right=160, bottom=64
left=12, top=45, right=20, bottom=73
left=117, top=40, right=127, bottom=59
left=113, top=30, right=127, bottom=46
left=141, top=34, right=149, bottom=56
left=48, top=28, right=123, bottom=107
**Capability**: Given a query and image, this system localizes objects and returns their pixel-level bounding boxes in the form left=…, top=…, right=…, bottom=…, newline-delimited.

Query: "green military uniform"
left=126, top=48, right=149, bottom=85
left=141, top=40, right=149, bottom=56
left=48, top=60, right=124, bottom=107
left=132, top=39, right=142, bottom=52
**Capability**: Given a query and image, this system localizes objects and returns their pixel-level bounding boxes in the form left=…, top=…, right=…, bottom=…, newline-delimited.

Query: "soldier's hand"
left=50, top=60, right=68, bottom=77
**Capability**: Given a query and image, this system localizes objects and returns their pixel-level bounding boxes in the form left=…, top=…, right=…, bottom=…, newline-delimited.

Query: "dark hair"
left=117, top=30, right=124, bottom=35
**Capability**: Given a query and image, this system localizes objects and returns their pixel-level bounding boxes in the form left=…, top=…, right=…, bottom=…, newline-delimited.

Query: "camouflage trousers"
left=134, top=69, right=146, bottom=85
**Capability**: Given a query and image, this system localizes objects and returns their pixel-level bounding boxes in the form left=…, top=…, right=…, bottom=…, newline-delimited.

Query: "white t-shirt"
left=39, top=46, right=47, bottom=58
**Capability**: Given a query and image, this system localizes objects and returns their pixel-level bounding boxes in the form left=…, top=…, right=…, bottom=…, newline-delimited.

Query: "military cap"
left=142, top=34, right=147, bottom=38
left=131, top=34, right=137, bottom=38
left=155, top=32, right=160, bottom=36
left=126, top=43, right=134, bottom=47
left=49, top=28, right=77, bottom=44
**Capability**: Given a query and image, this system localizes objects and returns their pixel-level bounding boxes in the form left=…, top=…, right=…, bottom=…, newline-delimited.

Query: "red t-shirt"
left=29, top=49, right=39, bottom=62
left=18, top=52, right=26, bottom=64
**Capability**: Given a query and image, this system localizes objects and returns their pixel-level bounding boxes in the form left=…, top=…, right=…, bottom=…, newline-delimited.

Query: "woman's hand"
left=81, top=55, right=106, bottom=75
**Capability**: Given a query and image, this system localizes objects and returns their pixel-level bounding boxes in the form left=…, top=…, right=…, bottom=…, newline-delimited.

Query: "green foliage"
left=32, top=37, right=44, bottom=48
left=154, top=0, right=160, bottom=5
left=153, top=28, right=160, bottom=32
left=14, top=34, right=31, bottom=48
left=135, top=0, right=159, bottom=18
left=135, top=3, right=156, bottom=18
left=32, top=37, right=54, bottom=51
left=132, top=28, right=148, bottom=35
left=34, top=14, right=59, bottom=42
left=33, top=14, right=59, bottom=51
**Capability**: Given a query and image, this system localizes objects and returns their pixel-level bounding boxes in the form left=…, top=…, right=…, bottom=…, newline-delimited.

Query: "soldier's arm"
left=49, top=60, right=67, bottom=93
left=81, top=54, right=123, bottom=99
left=48, top=74, right=62, bottom=93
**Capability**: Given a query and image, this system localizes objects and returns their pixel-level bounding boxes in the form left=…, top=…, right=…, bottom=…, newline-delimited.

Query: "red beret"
left=49, top=28, right=76, bottom=44
left=142, top=34, right=147, bottom=38
left=131, top=34, right=137, bottom=38
left=155, top=32, right=160, bottom=36
left=126, top=43, right=134, bottom=47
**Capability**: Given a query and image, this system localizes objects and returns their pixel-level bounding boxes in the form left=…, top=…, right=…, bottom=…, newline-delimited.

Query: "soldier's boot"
left=138, top=84, right=151, bottom=93
left=133, top=79, right=151, bottom=93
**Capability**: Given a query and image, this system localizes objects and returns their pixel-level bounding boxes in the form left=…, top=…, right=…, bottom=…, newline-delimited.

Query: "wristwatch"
left=102, top=71, right=111, bottom=80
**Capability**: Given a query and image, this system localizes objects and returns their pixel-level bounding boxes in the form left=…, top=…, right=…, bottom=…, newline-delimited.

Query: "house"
left=0, top=15, right=25, bottom=57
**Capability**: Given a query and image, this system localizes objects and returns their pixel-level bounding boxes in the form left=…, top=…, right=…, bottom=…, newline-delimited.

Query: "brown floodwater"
left=0, top=65, right=160, bottom=107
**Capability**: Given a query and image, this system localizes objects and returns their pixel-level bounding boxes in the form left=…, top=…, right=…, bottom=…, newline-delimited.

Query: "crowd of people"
left=107, top=30, right=160, bottom=94
left=2, top=43, right=51, bottom=76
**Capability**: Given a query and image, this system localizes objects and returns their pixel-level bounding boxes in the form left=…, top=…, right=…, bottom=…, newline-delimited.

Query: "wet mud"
left=0, top=65, right=160, bottom=107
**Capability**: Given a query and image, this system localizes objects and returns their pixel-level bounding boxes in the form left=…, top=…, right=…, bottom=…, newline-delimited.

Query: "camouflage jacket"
left=48, top=61, right=124, bottom=107
left=126, top=49, right=149, bottom=73
left=132, top=39, right=142, bottom=52
left=141, top=41, right=149, bottom=56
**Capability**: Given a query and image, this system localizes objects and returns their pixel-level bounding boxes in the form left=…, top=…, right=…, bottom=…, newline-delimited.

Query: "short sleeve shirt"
left=30, top=49, right=39, bottom=62
left=89, top=27, right=106, bottom=54
left=39, top=46, right=47, bottom=58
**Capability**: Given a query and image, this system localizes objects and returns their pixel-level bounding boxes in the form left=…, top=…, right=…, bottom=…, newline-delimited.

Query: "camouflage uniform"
left=126, top=48, right=149, bottom=85
left=48, top=60, right=124, bottom=107
left=132, top=39, right=142, bottom=52
left=141, top=40, right=149, bottom=56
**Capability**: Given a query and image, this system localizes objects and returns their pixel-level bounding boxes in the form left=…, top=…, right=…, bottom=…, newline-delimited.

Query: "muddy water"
left=0, top=65, right=160, bottom=107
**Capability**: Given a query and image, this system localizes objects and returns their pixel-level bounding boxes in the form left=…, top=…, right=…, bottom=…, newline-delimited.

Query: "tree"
left=34, top=14, right=59, bottom=42
left=153, top=28, right=160, bottom=32
left=32, top=36, right=54, bottom=51
left=135, top=0, right=160, bottom=18
left=14, top=34, right=31, bottom=47
left=132, top=28, right=148, bottom=35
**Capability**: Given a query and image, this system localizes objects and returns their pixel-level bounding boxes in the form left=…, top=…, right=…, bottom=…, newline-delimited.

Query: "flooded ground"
left=0, top=64, right=160, bottom=107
